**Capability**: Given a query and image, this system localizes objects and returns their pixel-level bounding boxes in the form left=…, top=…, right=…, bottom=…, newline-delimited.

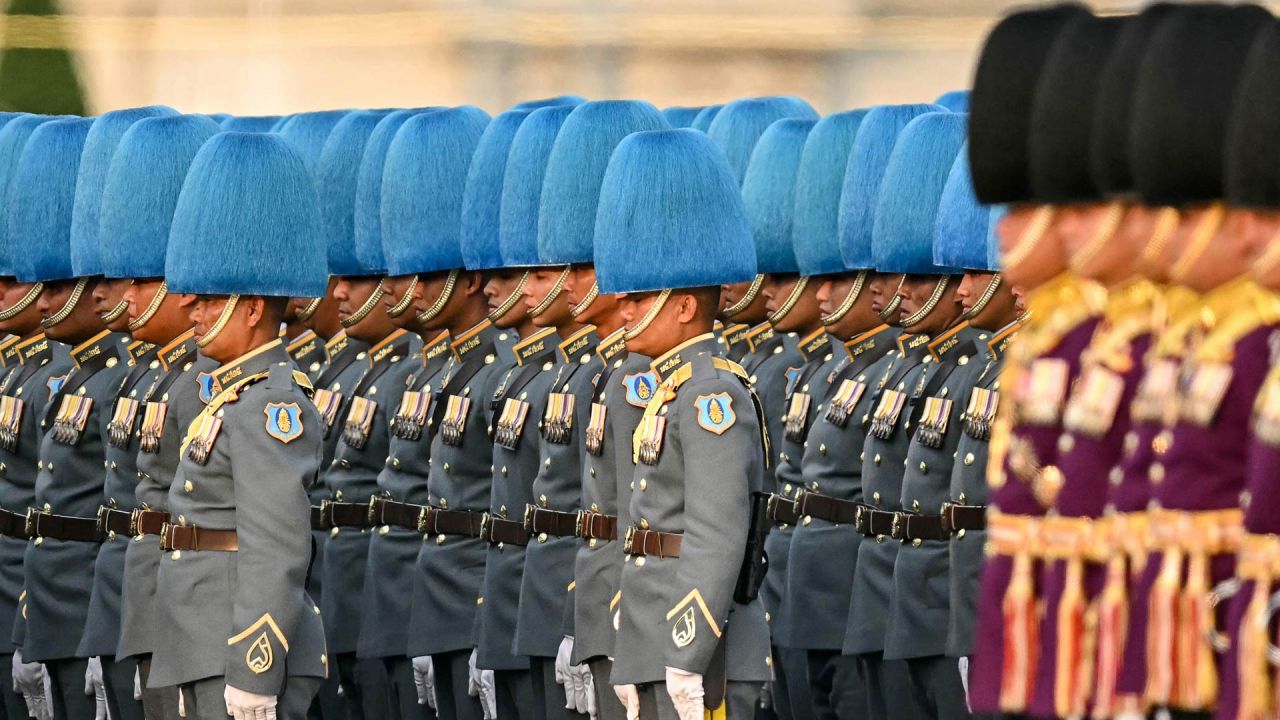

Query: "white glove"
left=412, top=656, right=436, bottom=709
left=957, top=657, right=970, bottom=714
left=613, top=683, right=640, bottom=720
left=467, top=649, right=496, bottom=720
left=224, top=683, right=277, bottom=720
left=134, top=665, right=143, bottom=700
left=583, top=669, right=597, bottom=720
left=555, top=637, right=573, bottom=687
left=569, top=661, right=594, bottom=718
left=664, top=667, right=704, bottom=720
left=12, top=649, right=51, bottom=720
left=85, top=657, right=107, bottom=720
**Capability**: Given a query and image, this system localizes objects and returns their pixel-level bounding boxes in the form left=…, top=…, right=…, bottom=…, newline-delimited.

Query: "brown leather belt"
left=310, top=505, right=329, bottom=531
left=422, top=508, right=485, bottom=537
left=0, top=508, right=30, bottom=539
left=320, top=500, right=373, bottom=529
left=160, top=523, right=239, bottom=552
left=28, top=510, right=102, bottom=543
left=793, top=491, right=861, bottom=525
left=898, top=513, right=949, bottom=542
left=766, top=494, right=799, bottom=526
left=482, top=516, right=528, bottom=547
left=525, top=506, right=579, bottom=538
left=576, top=511, right=617, bottom=541
left=942, top=503, right=987, bottom=533
left=623, top=527, right=682, bottom=558
left=97, top=507, right=133, bottom=537
left=369, top=497, right=423, bottom=531
left=131, top=509, right=169, bottom=537
left=855, top=509, right=897, bottom=538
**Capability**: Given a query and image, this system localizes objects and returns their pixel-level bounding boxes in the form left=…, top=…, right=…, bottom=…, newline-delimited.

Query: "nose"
left=332, top=281, right=349, bottom=302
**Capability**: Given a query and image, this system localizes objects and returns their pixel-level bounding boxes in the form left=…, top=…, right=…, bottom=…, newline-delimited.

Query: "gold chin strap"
left=1001, top=205, right=1056, bottom=272
left=821, top=271, right=867, bottom=326
left=1140, top=207, right=1181, bottom=269
left=569, top=280, right=600, bottom=318
left=878, top=275, right=905, bottom=322
left=0, top=282, right=43, bottom=322
left=487, top=271, right=529, bottom=322
left=767, top=276, right=809, bottom=325
left=386, top=275, right=418, bottom=319
left=40, top=278, right=88, bottom=329
left=962, top=273, right=1003, bottom=321
left=528, top=267, right=570, bottom=318
left=196, top=295, right=240, bottom=349
left=721, top=274, right=764, bottom=319
left=295, top=295, right=323, bottom=324
left=1069, top=202, right=1126, bottom=272
left=900, top=276, right=951, bottom=329
left=101, top=281, right=133, bottom=324
left=416, top=270, right=458, bottom=325
left=1170, top=203, right=1227, bottom=283
left=340, top=278, right=386, bottom=329
left=624, top=289, right=671, bottom=341
left=127, top=281, right=168, bottom=332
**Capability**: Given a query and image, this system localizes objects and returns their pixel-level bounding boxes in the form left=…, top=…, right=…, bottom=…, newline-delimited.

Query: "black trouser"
left=905, top=656, right=970, bottom=720
left=102, top=655, right=145, bottom=720
left=635, top=681, right=760, bottom=720
left=827, top=655, right=862, bottom=720
left=432, top=650, right=482, bottom=720
left=307, top=653, right=344, bottom=720
left=853, top=652, right=927, bottom=720
left=494, top=669, right=541, bottom=720
left=381, top=656, right=431, bottom=720
left=46, top=657, right=93, bottom=720
left=530, top=656, right=586, bottom=720
left=0, top=654, right=28, bottom=720
left=180, top=675, right=320, bottom=720
left=334, top=651, right=390, bottom=720
left=803, top=650, right=842, bottom=720
left=770, top=646, right=814, bottom=720
left=586, top=658, right=625, bottom=720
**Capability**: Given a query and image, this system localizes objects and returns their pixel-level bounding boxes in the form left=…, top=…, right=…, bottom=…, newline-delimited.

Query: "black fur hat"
left=1225, top=17, right=1280, bottom=208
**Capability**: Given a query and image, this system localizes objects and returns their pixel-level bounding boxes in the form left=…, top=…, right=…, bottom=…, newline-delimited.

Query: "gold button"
left=171, top=550, right=181, bottom=560
left=1153, top=430, right=1173, bottom=455
left=911, top=500, right=920, bottom=512
left=765, top=612, right=771, bottom=623
left=538, top=533, right=548, bottom=543
left=183, top=480, right=193, bottom=493
left=1241, top=491, right=1253, bottom=508
left=392, top=458, right=401, bottom=468
left=872, top=492, right=880, bottom=504
left=802, top=516, right=811, bottom=526
left=380, top=526, right=390, bottom=535
left=443, top=463, right=450, bottom=472
left=42, top=503, right=51, bottom=512
left=108, top=531, right=116, bottom=541
left=440, top=498, right=448, bottom=508
left=957, top=528, right=966, bottom=539
left=819, top=444, right=827, bottom=455
left=1109, top=467, right=1123, bottom=485
left=314, top=605, right=321, bottom=615
left=1057, top=434, right=1075, bottom=453
left=331, top=527, right=339, bottom=538
left=589, top=468, right=596, bottom=477
left=911, top=539, right=921, bottom=548
left=539, top=494, right=548, bottom=507
left=635, top=557, right=645, bottom=567
left=874, top=454, right=881, bottom=465
left=640, top=518, right=649, bottom=529
left=963, top=453, right=974, bottom=466
left=501, top=466, right=508, bottom=476
left=783, top=484, right=793, bottom=495
left=321, top=654, right=328, bottom=664
left=958, top=492, right=967, bottom=503
left=33, top=537, right=42, bottom=546
left=1123, top=432, right=1138, bottom=454
left=1149, top=463, right=1166, bottom=483
left=639, top=479, right=648, bottom=491
left=437, top=535, right=445, bottom=545
left=919, top=461, right=927, bottom=473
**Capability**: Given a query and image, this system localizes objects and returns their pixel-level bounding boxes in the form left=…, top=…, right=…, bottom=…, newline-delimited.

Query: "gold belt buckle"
left=574, top=510, right=586, bottom=539
left=479, top=512, right=492, bottom=542
left=623, top=525, right=636, bottom=555
left=158, top=522, right=173, bottom=551
left=416, top=506, right=431, bottom=534
left=129, top=508, right=143, bottom=537
left=367, top=495, right=381, bottom=525
left=23, top=508, right=34, bottom=538
left=96, top=505, right=108, bottom=535
left=890, top=512, right=904, bottom=541
left=523, top=504, right=536, bottom=534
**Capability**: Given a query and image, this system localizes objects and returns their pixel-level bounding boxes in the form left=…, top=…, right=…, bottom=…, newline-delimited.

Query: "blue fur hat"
left=934, top=142, right=998, bottom=272
left=871, top=113, right=968, bottom=275
left=166, top=133, right=328, bottom=297
left=354, top=109, right=428, bottom=274
left=513, top=95, right=585, bottom=111
left=498, top=106, right=575, bottom=267
left=839, top=104, right=946, bottom=270
left=0, top=115, right=53, bottom=276
left=219, top=115, right=282, bottom=133
left=11, top=118, right=93, bottom=282
left=741, top=118, right=816, bottom=275
left=276, top=110, right=349, bottom=175
left=537, top=100, right=669, bottom=266
left=319, top=110, right=393, bottom=277
left=99, top=115, right=222, bottom=279
left=933, top=91, right=970, bottom=112
left=381, top=107, right=491, bottom=276
left=71, top=106, right=178, bottom=276
left=708, top=96, right=818, bottom=184
left=595, top=129, right=755, bottom=293
left=793, top=109, right=869, bottom=277
left=460, top=109, right=533, bottom=271
left=662, top=106, right=703, bottom=128
left=0, top=113, right=24, bottom=130
left=691, top=104, right=723, bottom=133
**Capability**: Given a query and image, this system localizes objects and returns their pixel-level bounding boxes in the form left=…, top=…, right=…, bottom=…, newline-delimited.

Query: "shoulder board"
left=711, top=356, right=749, bottom=382
left=207, top=372, right=271, bottom=413
left=291, top=370, right=314, bottom=391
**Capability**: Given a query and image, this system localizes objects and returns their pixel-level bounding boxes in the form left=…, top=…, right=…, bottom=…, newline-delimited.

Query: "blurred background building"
left=0, top=0, right=1130, bottom=116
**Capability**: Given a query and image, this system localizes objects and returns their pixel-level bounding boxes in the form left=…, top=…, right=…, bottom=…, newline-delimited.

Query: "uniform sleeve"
left=664, top=377, right=755, bottom=674
left=225, top=389, right=322, bottom=695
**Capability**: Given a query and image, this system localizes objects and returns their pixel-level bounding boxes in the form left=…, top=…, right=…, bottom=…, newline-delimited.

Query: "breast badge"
left=265, top=402, right=304, bottom=444
left=695, top=393, right=736, bottom=435
left=624, top=372, right=658, bottom=408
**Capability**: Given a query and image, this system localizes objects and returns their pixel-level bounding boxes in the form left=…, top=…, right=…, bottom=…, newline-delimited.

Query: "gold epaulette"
left=661, top=357, right=750, bottom=395
left=1193, top=280, right=1280, bottom=364
left=180, top=371, right=270, bottom=453
left=1083, top=279, right=1159, bottom=373
left=1019, top=274, right=1107, bottom=360
left=291, top=370, right=314, bottom=392
left=711, top=356, right=749, bottom=382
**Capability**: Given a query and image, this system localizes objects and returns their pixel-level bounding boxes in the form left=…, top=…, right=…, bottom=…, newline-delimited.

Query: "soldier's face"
left=867, top=273, right=903, bottom=317
left=620, top=290, right=677, bottom=357
left=763, top=273, right=823, bottom=334
left=332, top=276, right=396, bottom=342
left=998, top=205, right=1066, bottom=290
left=524, top=268, right=574, bottom=329
left=37, top=278, right=106, bottom=343
left=123, top=279, right=186, bottom=345
left=484, top=270, right=531, bottom=330
left=897, top=274, right=964, bottom=337
left=92, top=277, right=134, bottom=332
left=1164, top=204, right=1261, bottom=293
left=956, top=272, right=1019, bottom=332
left=0, top=279, right=45, bottom=336
left=719, top=278, right=767, bottom=324
left=383, top=274, right=423, bottom=330
left=815, top=272, right=880, bottom=339
left=563, top=265, right=621, bottom=328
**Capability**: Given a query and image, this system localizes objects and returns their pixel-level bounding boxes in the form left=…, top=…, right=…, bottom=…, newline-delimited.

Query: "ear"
left=177, top=293, right=197, bottom=308
left=243, top=296, right=268, bottom=329
left=674, top=292, right=699, bottom=325
left=459, top=271, right=484, bottom=297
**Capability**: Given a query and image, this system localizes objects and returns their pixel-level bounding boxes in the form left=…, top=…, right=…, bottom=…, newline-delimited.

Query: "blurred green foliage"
left=0, top=0, right=85, bottom=115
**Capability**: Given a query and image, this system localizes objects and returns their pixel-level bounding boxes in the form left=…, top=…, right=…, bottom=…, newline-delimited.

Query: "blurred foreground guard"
left=599, top=128, right=770, bottom=720
left=149, top=133, right=329, bottom=719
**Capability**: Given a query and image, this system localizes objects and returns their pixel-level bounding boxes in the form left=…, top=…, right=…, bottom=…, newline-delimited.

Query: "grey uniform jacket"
left=611, top=334, right=771, bottom=686
left=474, top=327, right=560, bottom=671
left=513, top=328, right=601, bottom=658
left=0, top=335, right=69, bottom=655
left=118, top=331, right=215, bottom=660
left=570, top=330, right=651, bottom=664
left=407, top=321, right=511, bottom=658
left=19, top=331, right=130, bottom=662
left=150, top=340, right=326, bottom=693
left=740, top=325, right=798, bottom=474
left=883, top=324, right=987, bottom=661
left=78, top=341, right=161, bottom=658
left=357, top=331, right=453, bottom=659
left=946, top=324, right=1014, bottom=658
left=783, top=324, right=900, bottom=650
left=841, top=330, right=935, bottom=656
left=320, top=329, right=418, bottom=655
left=764, top=330, right=841, bottom=648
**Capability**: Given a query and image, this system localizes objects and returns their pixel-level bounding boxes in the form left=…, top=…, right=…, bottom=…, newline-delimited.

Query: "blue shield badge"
left=624, top=371, right=658, bottom=408
left=784, top=367, right=802, bottom=398
left=197, top=372, right=219, bottom=404
left=264, top=402, right=304, bottom=444
left=46, top=375, right=66, bottom=396
left=694, top=393, right=736, bottom=435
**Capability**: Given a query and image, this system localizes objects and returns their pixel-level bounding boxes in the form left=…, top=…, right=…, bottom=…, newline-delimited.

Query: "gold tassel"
left=1145, top=547, right=1183, bottom=706
left=1238, top=580, right=1272, bottom=720
left=1000, top=551, right=1039, bottom=712
left=1174, top=551, right=1217, bottom=710
left=1092, top=555, right=1130, bottom=719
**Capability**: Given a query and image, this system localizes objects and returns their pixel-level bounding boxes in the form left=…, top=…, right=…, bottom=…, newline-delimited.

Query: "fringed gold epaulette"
left=1083, top=279, right=1160, bottom=374
left=1193, top=281, right=1280, bottom=364
left=1020, top=274, right=1107, bottom=359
